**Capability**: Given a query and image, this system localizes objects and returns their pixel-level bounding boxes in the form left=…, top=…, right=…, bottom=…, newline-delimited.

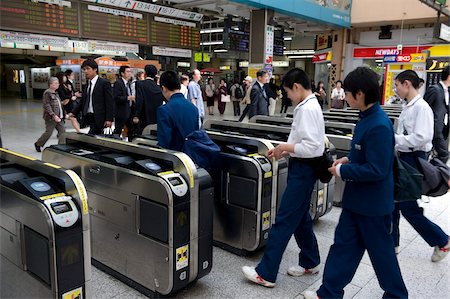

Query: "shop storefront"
left=313, top=50, right=332, bottom=95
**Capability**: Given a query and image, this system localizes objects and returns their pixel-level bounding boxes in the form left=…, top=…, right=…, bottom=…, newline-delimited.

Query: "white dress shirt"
left=440, top=81, right=449, bottom=106
left=180, top=84, right=188, bottom=99
left=395, top=94, right=433, bottom=152
left=87, top=75, right=98, bottom=113
left=331, top=87, right=345, bottom=100
left=287, top=94, right=325, bottom=158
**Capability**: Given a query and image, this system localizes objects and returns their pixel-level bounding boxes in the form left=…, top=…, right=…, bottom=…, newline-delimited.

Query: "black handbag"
left=393, top=155, right=423, bottom=202
left=415, top=156, right=450, bottom=197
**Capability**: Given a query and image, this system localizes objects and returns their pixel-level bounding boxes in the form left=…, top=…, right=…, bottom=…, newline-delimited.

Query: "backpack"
left=234, top=84, right=244, bottom=99
left=168, top=105, right=220, bottom=170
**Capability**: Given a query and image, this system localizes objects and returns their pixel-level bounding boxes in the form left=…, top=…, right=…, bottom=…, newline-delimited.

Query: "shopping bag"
left=221, top=94, right=231, bottom=102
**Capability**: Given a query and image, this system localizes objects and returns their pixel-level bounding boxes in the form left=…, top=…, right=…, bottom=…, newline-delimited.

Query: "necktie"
left=127, top=81, right=132, bottom=96
left=87, top=80, right=92, bottom=113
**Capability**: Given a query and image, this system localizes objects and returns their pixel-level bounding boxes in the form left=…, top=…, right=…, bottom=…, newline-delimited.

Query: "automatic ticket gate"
left=249, top=115, right=355, bottom=137
left=133, top=132, right=282, bottom=255
left=42, top=133, right=213, bottom=297
left=0, top=148, right=91, bottom=298
left=203, top=120, right=352, bottom=218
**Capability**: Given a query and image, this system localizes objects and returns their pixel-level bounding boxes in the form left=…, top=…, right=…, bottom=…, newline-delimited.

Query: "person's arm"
left=43, top=91, right=55, bottom=118
left=188, top=83, right=197, bottom=105
left=250, top=86, right=258, bottom=104
left=339, top=125, right=393, bottom=182
left=156, top=106, right=172, bottom=149
left=103, top=80, right=114, bottom=126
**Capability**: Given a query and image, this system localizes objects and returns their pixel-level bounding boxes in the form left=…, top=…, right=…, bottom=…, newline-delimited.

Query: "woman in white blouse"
left=331, top=80, right=345, bottom=109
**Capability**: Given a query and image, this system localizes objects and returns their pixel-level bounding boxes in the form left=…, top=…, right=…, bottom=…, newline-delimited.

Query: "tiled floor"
left=1, top=96, right=449, bottom=298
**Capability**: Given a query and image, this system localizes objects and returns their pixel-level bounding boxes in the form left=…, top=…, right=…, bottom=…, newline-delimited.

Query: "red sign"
left=353, top=46, right=431, bottom=58
left=313, top=52, right=330, bottom=63
left=396, top=55, right=411, bottom=62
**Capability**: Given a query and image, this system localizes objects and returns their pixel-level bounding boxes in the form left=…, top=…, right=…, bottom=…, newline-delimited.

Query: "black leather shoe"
left=34, top=143, right=41, bottom=152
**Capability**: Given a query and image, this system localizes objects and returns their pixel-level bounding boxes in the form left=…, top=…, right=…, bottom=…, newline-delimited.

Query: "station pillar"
left=249, top=9, right=274, bottom=77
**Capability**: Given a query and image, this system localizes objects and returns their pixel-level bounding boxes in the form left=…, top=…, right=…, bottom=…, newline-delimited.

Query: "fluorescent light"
left=283, top=37, right=293, bottom=41
left=288, top=55, right=314, bottom=59
left=232, top=26, right=240, bottom=31
left=200, top=28, right=224, bottom=34
left=214, top=49, right=228, bottom=53
left=200, top=41, right=224, bottom=46
left=375, top=59, right=384, bottom=63
left=284, top=50, right=315, bottom=55
left=283, top=46, right=286, bottom=50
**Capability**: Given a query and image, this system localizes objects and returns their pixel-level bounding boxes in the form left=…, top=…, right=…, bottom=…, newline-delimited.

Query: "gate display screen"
left=0, top=0, right=79, bottom=36
left=80, top=3, right=148, bottom=44
left=150, top=20, right=199, bottom=48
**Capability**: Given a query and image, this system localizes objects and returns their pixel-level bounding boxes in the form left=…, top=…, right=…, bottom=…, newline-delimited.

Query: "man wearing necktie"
left=113, top=65, right=135, bottom=136
left=69, top=59, right=113, bottom=135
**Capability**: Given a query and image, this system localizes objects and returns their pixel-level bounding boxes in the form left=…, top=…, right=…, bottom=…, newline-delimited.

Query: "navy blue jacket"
left=157, top=93, right=199, bottom=151
left=340, top=104, right=395, bottom=216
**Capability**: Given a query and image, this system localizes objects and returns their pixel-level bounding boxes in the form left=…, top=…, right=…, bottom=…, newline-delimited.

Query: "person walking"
left=180, top=75, right=189, bottom=99
left=393, top=69, right=450, bottom=261
left=205, top=78, right=216, bottom=115
left=34, top=77, right=65, bottom=152
left=188, top=69, right=205, bottom=126
left=69, top=59, right=114, bottom=135
left=230, top=79, right=244, bottom=117
left=331, top=80, right=345, bottom=109
left=217, top=78, right=228, bottom=115
left=248, top=69, right=269, bottom=120
left=56, top=72, right=81, bottom=133
left=279, top=85, right=292, bottom=114
left=133, top=64, right=164, bottom=134
left=242, top=68, right=323, bottom=288
left=238, top=76, right=253, bottom=122
left=113, top=65, right=135, bottom=136
left=315, top=81, right=327, bottom=109
left=303, top=67, right=408, bottom=299
left=424, top=65, right=450, bottom=163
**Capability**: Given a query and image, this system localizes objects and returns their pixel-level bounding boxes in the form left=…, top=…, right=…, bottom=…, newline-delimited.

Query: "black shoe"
left=34, top=143, right=41, bottom=152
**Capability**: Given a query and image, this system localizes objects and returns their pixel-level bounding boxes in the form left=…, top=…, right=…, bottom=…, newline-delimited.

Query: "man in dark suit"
left=157, top=71, right=199, bottom=151
left=69, top=59, right=113, bottom=135
left=113, top=65, right=135, bottom=136
left=248, top=69, right=269, bottom=119
left=133, top=64, right=164, bottom=134
left=424, top=66, right=450, bottom=163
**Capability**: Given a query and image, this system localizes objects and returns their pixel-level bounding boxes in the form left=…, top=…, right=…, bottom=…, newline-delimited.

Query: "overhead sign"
left=88, top=5, right=143, bottom=19
left=82, top=0, right=203, bottom=21
left=153, top=46, right=192, bottom=58
left=272, top=61, right=289, bottom=67
left=313, top=51, right=332, bottom=63
left=32, top=0, right=71, bottom=7
left=154, top=16, right=196, bottom=28
left=0, top=31, right=68, bottom=48
left=230, top=0, right=351, bottom=28
left=264, top=25, right=274, bottom=65
left=194, top=52, right=210, bottom=62
left=439, top=23, right=450, bottom=42
left=316, top=34, right=331, bottom=51
left=88, top=40, right=139, bottom=54
left=353, top=46, right=432, bottom=58
left=383, top=53, right=427, bottom=64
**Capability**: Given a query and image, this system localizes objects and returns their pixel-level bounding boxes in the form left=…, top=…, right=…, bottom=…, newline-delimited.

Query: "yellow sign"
left=262, top=211, right=270, bottom=231
left=62, top=287, right=82, bottom=299
left=264, top=171, right=272, bottom=178
left=411, top=53, right=426, bottom=63
left=65, top=170, right=89, bottom=215
left=40, top=192, right=66, bottom=201
left=176, top=245, right=189, bottom=271
left=194, top=53, right=211, bottom=62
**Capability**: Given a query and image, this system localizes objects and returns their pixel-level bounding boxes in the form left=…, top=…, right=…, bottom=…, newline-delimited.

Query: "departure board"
left=0, top=0, right=79, bottom=36
left=80, top=4, right=148, bottom=44
left=150, top=20, right=200, bottom=49
left=274, top=38, right=284, bottom=56
left=228, top=31, right=250, bottom=52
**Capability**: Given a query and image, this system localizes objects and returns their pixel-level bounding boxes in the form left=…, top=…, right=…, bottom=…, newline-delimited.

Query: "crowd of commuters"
left=33, top=62, right=450, bottom=298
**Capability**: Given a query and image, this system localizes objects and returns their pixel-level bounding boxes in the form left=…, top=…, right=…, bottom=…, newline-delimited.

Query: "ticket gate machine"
left=133, top=132, right=282, bottom=255
left=0, top=148, right=91, bottom=298
left=42, top=133, right=213, bottom=296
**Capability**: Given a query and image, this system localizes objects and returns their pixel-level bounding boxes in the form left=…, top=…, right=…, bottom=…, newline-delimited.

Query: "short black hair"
left=441, top=65, right=450, bottom=81
left=144, top=64, right=158, bottom=78
left=336, top=80, right=343, bottom=85
left=282, top=68, right=311, bottom=90
left=160, top=70, right=181, bottom=91
left=256, top=69, right=267, bottom=78
left=419, top=78, right=425, bottom=84
left=395, top=70, right=420, bottom=89
left=65, top=69, right=73, bottom=76
left=81, top=59, right=98, bottom=72
left=343, top=67, right=380, bottom=105
left=119, top=65, right=130, bottom=77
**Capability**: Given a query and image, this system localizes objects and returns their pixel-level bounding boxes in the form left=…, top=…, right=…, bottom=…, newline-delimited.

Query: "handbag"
left=393, top=155, right=423, bottom=202
left=221, top=94, right=231, bottom=103
left=414, top=156, right=450, bottom=197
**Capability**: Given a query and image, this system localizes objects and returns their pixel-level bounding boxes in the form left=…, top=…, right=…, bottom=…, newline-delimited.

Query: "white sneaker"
left=431, top=238, right=450, bottom=262
left=302, top=290, right=319, bottom=299
left=287, top=265, right=320, bottom=277
left=242, top=266, right=276, bottom=288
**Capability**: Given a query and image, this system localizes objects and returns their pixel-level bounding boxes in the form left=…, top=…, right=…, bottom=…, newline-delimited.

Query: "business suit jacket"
left=72, top=77, right=114, bottom=131
left=424, top=83, right=449, bottom=139
left=135, top=78, right=164, bottom=128
left=113, top=78, right=131, bottom=133
left=339, top=104, right=395, bottom=216
left=248, top=82, right=269, bottom=119
left=157, top=93, right=199, bottom=151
